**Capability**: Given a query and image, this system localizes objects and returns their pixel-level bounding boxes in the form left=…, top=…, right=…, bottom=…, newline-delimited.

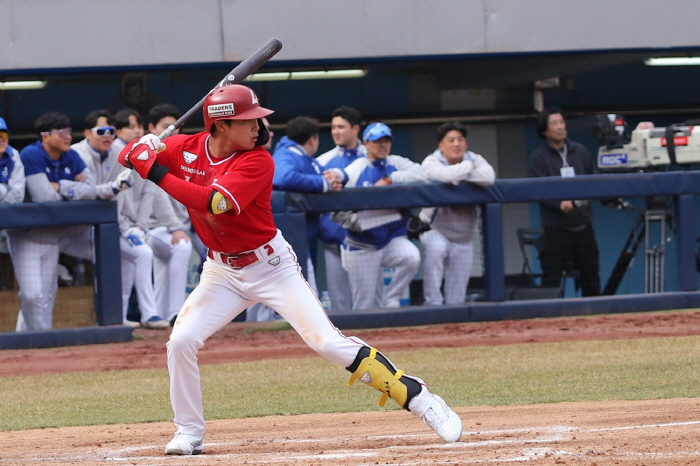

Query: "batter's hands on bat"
left=125, top=145, right=158, bottom=179
left=135, top=134, right=166, bottom=153
left=111, top=169, right=134, bottom=194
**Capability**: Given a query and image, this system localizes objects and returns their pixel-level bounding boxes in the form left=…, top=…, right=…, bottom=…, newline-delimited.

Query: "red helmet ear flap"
left=256, top=118, right=270, bottom=147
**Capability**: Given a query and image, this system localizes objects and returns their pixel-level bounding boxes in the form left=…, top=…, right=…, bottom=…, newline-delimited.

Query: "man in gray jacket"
left=418, top=122, right=495, bottom=306
left=72, top=109, right=133, bottom=201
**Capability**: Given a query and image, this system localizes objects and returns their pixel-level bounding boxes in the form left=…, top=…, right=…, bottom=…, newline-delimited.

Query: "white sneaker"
left=165, top=432, right=204, bottom=455
left=142, top=316, right=170, bottom=330
left=123, top=319, right=140, bottom=329
left=421, top=395, right=463, bottom=442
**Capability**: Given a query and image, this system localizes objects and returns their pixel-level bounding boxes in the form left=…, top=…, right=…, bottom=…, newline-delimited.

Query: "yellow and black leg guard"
left=346, top=346, right=422, bottom=411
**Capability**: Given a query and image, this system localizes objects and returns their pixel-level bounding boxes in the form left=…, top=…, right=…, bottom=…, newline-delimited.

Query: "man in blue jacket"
left=246, top=116, right=343, bottom=321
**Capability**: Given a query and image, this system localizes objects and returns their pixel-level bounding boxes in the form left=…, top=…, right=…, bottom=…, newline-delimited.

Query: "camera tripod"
left=602, top=197, right=673, bottom=295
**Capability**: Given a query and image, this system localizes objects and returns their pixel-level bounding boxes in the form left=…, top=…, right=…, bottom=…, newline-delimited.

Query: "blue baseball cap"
left=0, top=117, right=8, bottom=133
left=363, top=122, right=393, bottom=142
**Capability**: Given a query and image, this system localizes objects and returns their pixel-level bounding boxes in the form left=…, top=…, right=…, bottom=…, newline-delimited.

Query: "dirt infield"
left=2, top=309, right=700, bottom=465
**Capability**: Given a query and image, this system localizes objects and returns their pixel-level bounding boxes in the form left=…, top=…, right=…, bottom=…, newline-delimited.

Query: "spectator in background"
left=417, top=122, right=495, bottom=306
left=315, top=106, right=366, bottom=312
left=72, top=109, right=139, bottom=326
left=247, top=116, right=342, bottom=321
left=8, top=112, right=96, bottom=331
left=113, top=109, right=145, bottom=154
left=0, top=117, right=26, bottom=205
left=147, top=103, right=181, bottom=136
left=117, top=173, right=170, bottom=329
left=72, top=109, right=133, bottom=201
left=272, top=116, right=343, bottom=286
left=145, top=103, right=194, bottom=326
left=333, top=122, right=426, bottom=310
left=0, top=117, right=26, bottom=289
left=528, top=107, right=601, bottom=297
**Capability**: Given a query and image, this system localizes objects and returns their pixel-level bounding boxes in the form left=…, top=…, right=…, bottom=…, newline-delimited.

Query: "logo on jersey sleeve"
left=209, top=189, right=232, bottom=215
left=183, top=151, right=198, bottom=164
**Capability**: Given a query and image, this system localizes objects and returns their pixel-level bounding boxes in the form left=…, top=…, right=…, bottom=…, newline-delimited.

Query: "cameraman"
left=527, top=108, right=600, bottom=297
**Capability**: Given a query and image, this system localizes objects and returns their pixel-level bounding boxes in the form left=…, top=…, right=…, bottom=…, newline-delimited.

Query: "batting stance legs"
left=166, top=231, right=461, bottom=454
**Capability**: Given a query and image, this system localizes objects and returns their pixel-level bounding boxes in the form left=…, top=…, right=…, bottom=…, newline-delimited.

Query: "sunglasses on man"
left=91, top=126, right=117, bottom=137
left=40, top=127, right=72, bottom=138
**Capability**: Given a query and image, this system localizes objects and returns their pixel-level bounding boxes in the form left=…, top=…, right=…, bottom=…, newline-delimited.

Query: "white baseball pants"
left=9, top=236, right=60, bottom=331
left=341, top=236, right=421, bottom=310
left=322, top=244, right=353, bottom=312
left=10, top=227, right=93, bottom=332
left=166, top=230, right=433, bottom=436
left=245, top=254, right=318, bottom=322
left=146, top=226, right=193, bottom=322
left=420, top=229, right=473, bottom=305
left=119, top=237, right=159, bottom=323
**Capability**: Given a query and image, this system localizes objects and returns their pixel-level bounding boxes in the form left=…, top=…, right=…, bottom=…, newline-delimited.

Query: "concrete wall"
left=2, top=0, right=700, bottom=72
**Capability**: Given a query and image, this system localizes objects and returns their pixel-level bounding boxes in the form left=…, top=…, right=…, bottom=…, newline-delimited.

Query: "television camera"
left=591, top=114, right=700, bottom=294
left=596, top=114, right=700, bottom=171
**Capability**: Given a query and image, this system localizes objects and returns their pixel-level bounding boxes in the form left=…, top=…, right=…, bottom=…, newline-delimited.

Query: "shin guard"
left=346, top=346, right=422, bottom=410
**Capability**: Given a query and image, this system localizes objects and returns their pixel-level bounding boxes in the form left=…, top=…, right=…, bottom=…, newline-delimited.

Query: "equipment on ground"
left=602, top=196, right=673, bottom=295
left=596, top=114, right=700, bottom=171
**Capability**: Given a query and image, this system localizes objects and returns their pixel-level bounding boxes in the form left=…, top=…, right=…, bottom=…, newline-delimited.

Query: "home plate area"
left=1, top=398, right=699, bottom=465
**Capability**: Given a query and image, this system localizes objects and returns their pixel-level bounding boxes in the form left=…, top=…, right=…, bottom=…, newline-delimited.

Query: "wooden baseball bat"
left=158, top=37, right=282, bottom=140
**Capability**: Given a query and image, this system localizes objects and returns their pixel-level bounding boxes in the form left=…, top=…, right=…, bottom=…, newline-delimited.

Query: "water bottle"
left=320, top=291, right=332, bottom=311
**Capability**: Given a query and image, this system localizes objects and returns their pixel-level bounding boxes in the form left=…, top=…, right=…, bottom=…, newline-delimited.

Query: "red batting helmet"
left=203, top=84, right=274, bottom=131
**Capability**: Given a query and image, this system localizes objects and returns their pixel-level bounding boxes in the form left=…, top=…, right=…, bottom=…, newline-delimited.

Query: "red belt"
left=208, top=249, right=259, bottom=269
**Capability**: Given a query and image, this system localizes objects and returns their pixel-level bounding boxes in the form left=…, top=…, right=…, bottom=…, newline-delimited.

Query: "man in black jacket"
left=527, top=108, right=600, bottom=297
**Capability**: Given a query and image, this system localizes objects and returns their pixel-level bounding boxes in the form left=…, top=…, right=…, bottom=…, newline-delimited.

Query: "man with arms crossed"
left=418, top=122, right=495, bottom=305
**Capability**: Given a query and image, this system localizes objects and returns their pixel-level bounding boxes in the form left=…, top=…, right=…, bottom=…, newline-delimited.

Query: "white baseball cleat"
left=122, top=319, right=140, bottom=329
left=421, top=395, right=463, bottom=442
left=165, top=432, right=204, bottom=455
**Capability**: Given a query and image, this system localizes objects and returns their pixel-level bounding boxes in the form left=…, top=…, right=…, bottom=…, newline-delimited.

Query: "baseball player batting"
left=118, top=84, right=462, bottom=455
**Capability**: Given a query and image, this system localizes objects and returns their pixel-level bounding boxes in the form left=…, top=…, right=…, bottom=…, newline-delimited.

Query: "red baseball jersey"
left=156, top=132, right=277, bottom=253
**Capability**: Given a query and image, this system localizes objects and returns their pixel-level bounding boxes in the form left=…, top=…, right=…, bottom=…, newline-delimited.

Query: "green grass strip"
left=1, top=335, right=699, bottom=431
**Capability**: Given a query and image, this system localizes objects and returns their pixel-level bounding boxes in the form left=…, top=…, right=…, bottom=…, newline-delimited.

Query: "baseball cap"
left=363, top=122, right=393, bottom=142
left=0, top=117, right=9, bottom=133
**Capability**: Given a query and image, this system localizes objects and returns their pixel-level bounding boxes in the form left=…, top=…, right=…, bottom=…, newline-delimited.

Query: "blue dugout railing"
left=2, top=171, right=699, bottom=349
left=0, top=201, right=132, bottom=349
left=276, top=170, right=700, bottom=329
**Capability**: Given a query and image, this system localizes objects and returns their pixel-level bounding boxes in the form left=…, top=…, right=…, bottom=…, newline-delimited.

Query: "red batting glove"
left=118, top=139, right=170, bottom=184
left=126, top=145, right=157, bottom=179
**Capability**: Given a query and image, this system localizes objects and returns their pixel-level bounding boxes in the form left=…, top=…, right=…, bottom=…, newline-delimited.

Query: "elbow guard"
left=209, top=189, right=233, bottom=215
